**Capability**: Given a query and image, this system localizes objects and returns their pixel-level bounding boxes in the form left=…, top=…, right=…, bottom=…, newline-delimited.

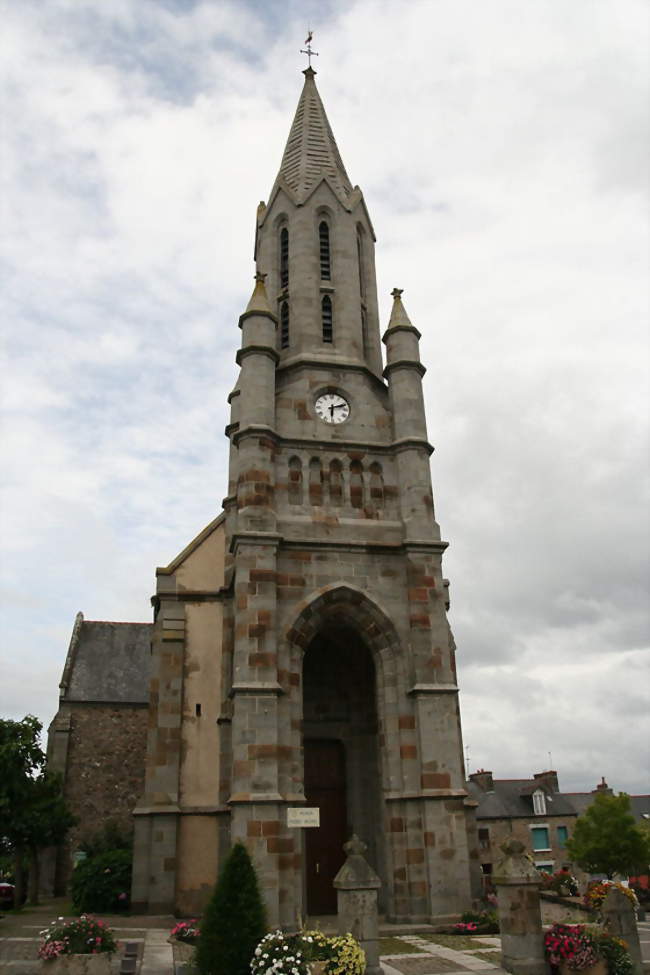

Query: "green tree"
left=195, top=842, right=266, bottom=975
left=0, top=716, right=75, bottom=905
left=565, top=792, right=650, bottom=879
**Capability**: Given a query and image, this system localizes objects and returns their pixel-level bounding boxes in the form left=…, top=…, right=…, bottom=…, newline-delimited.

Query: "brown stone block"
left=289, top=672, right=300, bottom=686
left=240, top=468, right=270, bottom=483
left=393, top=868, right=407, bottom=881
left=248, top=623, right=267, bottom=638
left=422, top=575, right=436, bottom=587
left=233, top=759, right=253, bottom=778
left=424, top=831, right=436, bottom=847
left=278, top=854, right=293, bottom=869
left=262, top=820, right=281, bottom=836
left=408, top=588, right=429, bottom=602
left=398, top=715, right=416, bottom=730
left=291, top=552, right=312, bottom=561
left=410, top=881, right=427, bottom=897
left=250, top=569, right=277, bottom=583
left=421, top=772, right=451, bottom=789
left=164, top=857, right=176, bottom=870
left=267, top=837, right=294, bottom=854
left=400, top=744, right=417, bottom=759
left=409, top=613, right=431, bottom=629
left=248, top=583, right=257, bottom=594
left=247, top=821, right=262, bottom=836
left=406, top=848, right=424, bottom=865
left=257, top=610, right=272, bottom=623
left=248, top=652, right=276, bottom=667
left=237, top=596, right=248, bottom=610
left=389, top=817, right=405, bottom=832
left=276, top=573, right=289, bottom=585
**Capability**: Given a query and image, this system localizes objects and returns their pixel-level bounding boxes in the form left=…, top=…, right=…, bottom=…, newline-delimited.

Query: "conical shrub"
left=195, top=841, right=267, bottom=975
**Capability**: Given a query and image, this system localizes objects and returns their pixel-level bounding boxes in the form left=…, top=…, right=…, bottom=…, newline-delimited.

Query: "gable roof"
left=60, top=613, right=151, bottom=705
left=468, top=777, right=578, bottom=819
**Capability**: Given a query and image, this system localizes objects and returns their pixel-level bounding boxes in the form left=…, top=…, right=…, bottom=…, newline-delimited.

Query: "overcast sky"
left=1, top=0, right=648, bottom=795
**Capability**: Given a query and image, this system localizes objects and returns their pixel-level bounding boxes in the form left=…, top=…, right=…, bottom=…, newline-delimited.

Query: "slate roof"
left=271, top=68, right=353, bottom=206
left=60, top=612, right=151, bottom=705
left=468, top=778, right=578, bottom=820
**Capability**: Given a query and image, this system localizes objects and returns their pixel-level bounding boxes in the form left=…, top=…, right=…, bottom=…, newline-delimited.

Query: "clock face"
left=315, top=392, right=350, bottom=424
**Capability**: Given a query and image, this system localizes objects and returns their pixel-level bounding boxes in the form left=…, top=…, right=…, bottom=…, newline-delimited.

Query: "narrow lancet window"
left=280, top=301, right=289, bottom=349
left=280, top=227, right=289, bottom=289
left=309, top=458, right=323, bottom=506
left=356, top=229, right=366, bottom=298
left=288, top=456, right=303, bottom=504
left=350, top=460, right=364, bottom=509
left=322, top=295, right=333, bottom=343
left=329, top=459, right=343, bottom=506
left=319, top=221, right=331, bottom=280
left=361, top=307, right=368, bottom=357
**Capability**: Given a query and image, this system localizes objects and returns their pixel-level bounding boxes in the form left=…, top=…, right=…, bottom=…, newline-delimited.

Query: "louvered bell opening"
left=280, top=301, right=290, bottom=349
left=319, top=221, right=331, bottom=280
left=322, top=296, right=333, bottom=343
left=280, top=227, right=289, bottom=289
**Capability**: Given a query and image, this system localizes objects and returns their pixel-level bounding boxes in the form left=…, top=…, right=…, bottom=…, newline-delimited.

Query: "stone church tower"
left=131, top=67, right=478, bottom=926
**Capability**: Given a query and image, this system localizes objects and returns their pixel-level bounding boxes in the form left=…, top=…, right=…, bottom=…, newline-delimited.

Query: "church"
left=48, top=66, right=481, bottom=928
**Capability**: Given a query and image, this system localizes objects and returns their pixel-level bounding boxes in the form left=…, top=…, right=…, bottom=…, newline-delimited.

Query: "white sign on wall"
left=287, top=807, right=320, bottom=828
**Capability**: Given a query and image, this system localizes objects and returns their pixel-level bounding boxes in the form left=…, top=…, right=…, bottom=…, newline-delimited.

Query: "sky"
left=1, top=0, right=648, bottom=795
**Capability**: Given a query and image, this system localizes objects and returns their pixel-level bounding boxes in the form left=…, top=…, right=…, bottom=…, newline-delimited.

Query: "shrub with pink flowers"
left=38, top=915, right=117, bottom=960
left=170, top=919, right=200, bottom=945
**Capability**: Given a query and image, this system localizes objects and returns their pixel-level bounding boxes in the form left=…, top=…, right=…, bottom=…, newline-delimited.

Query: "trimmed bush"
left=70, top=848, right=132, bottom=912
left=195, top=842, right=266, bottom=975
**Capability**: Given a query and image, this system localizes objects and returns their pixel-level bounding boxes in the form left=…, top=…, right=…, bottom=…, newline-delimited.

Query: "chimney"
left=593, top=776, right=613, bottom=795
left=534, top=770, right=559, bottom=793
left=469, top=769, right=494, bottom=792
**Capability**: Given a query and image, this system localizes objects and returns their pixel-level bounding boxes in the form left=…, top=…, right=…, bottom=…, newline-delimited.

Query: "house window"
left=478, top=828, right=490, bottom=851
left=319, top=221, right=331, bottom=280
left=533, top=790, right=546, bottom=815
left=531, top=826, right=550, bottom=851
left=280, top=227, right=289, bottom=289
left=280, top=301, right=289, bottom=349
left=535, top=861, right=554, bottom=873
left=322, top=295, right=333, bottom=343
left=557, top=826, right=569, bottom=848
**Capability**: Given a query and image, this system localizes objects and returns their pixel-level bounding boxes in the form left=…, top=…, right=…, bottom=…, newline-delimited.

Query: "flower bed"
left=544, top=922, right=633, bottom=975
left=451, top=910, right=499, bottom=935
left=584, top=882, right=638, bottom=915
left=250, top=929, right=365, bottom=975
left=38, top=915, right=117, bottom=961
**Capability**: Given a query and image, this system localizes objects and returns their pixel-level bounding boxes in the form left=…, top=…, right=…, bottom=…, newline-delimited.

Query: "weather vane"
left=301, top=30, right=319, bottom=68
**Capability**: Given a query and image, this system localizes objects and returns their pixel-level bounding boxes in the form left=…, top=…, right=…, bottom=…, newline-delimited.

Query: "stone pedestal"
left=333, top=835, right=381, bottom=975
left=602, top=886, right=643, bottom=975
left=493, top=838, right=545, bottom=975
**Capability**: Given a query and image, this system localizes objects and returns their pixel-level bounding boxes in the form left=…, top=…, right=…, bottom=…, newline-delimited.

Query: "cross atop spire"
left=270, top=64, right=353, bottom=206
left=300, top=30, right=319, bottom=68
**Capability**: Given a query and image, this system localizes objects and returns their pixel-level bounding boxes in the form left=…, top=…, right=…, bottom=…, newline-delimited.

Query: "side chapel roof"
left=59, top=612, right=151, bottom=705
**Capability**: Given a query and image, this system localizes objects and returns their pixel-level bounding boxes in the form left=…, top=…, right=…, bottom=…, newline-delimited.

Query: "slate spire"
left=271, top=67, right=353, bottom=205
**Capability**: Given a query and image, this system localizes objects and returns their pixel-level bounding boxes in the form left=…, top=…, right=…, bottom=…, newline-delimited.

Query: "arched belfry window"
left=319, top=221, right=331, bottom=280
left=288, top=456, right=303, bottom=505
left=350, top=460, right=364, bottom=509
left=322, top=295, right=333, bottom=343
left=280, top=227, right=289, bottom=290
left=369, top=463, right=384, bottom=509
left=280, top=301, right=289, bottom=349
left=329, top=459, right=343, bottom=506
left=309, top=457, right=323, bottom=506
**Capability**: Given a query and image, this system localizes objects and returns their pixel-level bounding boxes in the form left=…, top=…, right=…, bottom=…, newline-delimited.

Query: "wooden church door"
left=304, top=739, right=347, bottom=914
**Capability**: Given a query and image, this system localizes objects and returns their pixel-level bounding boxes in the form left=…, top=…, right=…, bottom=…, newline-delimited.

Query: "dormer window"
left=533, top=789, right=546, bottom=816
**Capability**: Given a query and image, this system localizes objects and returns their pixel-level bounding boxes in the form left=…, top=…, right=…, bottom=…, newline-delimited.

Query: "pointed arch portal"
left=288, top=586, right=398, bottom=914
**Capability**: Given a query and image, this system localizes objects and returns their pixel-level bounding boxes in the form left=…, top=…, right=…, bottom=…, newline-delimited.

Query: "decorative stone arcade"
left=131, top=66, right=479, bottom=925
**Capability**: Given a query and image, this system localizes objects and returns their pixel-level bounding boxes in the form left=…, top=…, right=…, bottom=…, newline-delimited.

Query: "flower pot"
left=168, top=937, right=195, bottom=963
left=310, top=964, right=327, bottom=975
left=558, top=961, right=607, bottom=975
left=44, top=955, right=112, bottom=975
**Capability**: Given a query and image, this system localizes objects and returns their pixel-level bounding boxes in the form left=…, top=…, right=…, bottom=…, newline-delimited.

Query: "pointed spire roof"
left=271, top=68, right=353, bottom=205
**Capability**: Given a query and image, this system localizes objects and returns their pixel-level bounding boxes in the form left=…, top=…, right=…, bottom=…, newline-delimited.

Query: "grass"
left=379, top=938, right=425, bottom=955
left=425, top=934, right=499, bottom=951
left=473, top=950, right=502, bottom=964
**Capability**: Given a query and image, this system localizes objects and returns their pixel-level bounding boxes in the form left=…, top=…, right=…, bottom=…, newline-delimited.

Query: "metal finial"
left=254, top=271, right=267, bottom=283
left=391, top=288, right=404, bottom=299
left=300, top=29, right=319, bottom=68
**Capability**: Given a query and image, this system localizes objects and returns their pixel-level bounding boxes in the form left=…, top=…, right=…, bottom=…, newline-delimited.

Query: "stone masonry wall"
left=58, top=703, right=148, bottom=890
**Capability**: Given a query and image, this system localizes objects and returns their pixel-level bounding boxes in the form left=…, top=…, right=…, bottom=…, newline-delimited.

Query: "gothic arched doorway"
left=302, top=624, right=382, bottom=914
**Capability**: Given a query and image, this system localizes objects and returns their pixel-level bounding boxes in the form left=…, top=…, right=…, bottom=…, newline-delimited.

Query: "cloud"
left=1, top=0, right=648, bottom=793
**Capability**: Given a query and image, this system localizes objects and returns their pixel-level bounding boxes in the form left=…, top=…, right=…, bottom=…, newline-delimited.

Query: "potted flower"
left=250, top=929, right=365, bottom=975
left=38, top=915, right=117, bottom=973
left=584, top=882, right=638, bottom=917
left=168, top=919, right=200, bottom=964
left=541, top=870, right=579, bottom=898
left=544, top=923, right=603, bottom=975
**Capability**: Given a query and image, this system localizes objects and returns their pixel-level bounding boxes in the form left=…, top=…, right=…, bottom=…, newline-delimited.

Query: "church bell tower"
left=223, top=67, right=476, bottom=924
left=132, top=65, right=478, bottom=927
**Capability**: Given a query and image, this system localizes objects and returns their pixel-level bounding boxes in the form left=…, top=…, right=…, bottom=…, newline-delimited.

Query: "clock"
left=315, top=392, right=350, bottom=424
